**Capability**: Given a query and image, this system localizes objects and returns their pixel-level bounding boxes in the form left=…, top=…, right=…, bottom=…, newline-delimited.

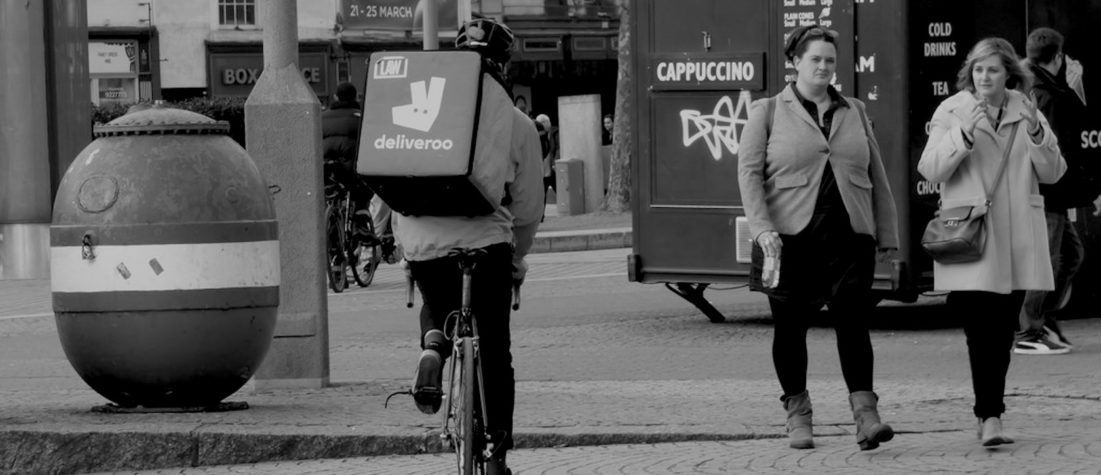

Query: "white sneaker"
left=1014, top=331, right=1070, bottom=355
left=1043, top=324, right=1073, bottom=349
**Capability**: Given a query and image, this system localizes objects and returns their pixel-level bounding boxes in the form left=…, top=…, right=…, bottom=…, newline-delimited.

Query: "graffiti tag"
left=680, top=90, right=753, bottom=160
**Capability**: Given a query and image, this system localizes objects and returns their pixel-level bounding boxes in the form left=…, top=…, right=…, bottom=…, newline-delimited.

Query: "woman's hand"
left=961, top=99, right=986, bottom=139
left=1022, top=94, right=1042, bottom=136
left=756, top=231, right=782, bottom=258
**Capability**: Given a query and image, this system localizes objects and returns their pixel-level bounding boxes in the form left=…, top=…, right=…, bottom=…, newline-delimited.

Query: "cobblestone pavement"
left=4, top=247, right=1101, bottom=474
left=104, top=428, right=1101, bottom=474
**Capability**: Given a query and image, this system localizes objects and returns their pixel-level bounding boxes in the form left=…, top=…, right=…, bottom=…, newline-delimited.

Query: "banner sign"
left=89, top=41, right=136, bottom=75
left=208, top=52, right=329, bottom=97
left=341, top=0, right=459, bottom=31
left=651, top=53, right=766, bottom=91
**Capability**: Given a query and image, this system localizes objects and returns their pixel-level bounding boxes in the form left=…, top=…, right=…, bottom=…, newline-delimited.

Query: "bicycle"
left=323, top=168, right=380, bottom=293
left=389, top=248, right=521, bottom=475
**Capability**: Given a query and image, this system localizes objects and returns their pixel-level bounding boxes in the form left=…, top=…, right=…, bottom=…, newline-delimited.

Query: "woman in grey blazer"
left=737, top=24, right=900, bottom=451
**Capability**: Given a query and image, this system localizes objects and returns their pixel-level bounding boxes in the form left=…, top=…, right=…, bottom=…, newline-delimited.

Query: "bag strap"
left=981, top=122, right=1020, bottom=204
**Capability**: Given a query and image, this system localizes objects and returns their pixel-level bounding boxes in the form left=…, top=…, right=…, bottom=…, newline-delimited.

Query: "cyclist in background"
left=400, top=17, right=543, bottom=475
left=322, top=81, right=373, bottom=240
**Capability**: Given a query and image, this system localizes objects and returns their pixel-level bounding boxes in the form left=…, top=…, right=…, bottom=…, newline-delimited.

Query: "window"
left=522, top=38, right=560, bottom=52
left=218, top=0, right=255, bottom=26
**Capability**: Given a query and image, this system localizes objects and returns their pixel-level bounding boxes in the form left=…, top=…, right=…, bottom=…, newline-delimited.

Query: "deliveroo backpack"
left=357, top=50, right=513, bottom=216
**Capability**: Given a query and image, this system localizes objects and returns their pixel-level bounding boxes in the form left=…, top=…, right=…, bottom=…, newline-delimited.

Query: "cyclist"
left=322, top=81, right=373, bottom=241
left=400, top=17, right=543, bottom=475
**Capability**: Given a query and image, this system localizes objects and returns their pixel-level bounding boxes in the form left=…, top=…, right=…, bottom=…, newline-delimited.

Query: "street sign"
left=341, top=0, right=458, bottom=31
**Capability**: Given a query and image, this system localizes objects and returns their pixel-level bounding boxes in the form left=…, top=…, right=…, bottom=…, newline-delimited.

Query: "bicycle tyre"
left=326, top=202, right=349, bottom=293
left=350, top=219, right=379, bottom=288
left=329, top=254, right=348, bottom=293
left=452, top=337, right=476, bottom=475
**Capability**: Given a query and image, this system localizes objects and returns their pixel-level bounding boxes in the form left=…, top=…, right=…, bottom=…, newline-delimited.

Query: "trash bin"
left=50, top=105, right=279, bottom=409
left=555, top=158, right=585, bottom=216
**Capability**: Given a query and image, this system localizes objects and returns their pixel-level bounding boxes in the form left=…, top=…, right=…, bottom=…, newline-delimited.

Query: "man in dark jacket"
left=1015, top=28, right=1099, bottom=355
left=322, top=82, right=373, bottom=239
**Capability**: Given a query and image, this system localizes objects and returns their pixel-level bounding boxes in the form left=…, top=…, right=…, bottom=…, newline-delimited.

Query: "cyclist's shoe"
left=1014, top=330, right=1069, bottom=355
left=352, top=220, right=377, bottom=244
left=485, top=456, right=511, bottom=475
left=423, top=329, right=448, bottom=355
left=412, top=349, right=443, bottom=414
left=412, top=330, right=448, bottom=414
left=381, top=237, right=402, bottom=265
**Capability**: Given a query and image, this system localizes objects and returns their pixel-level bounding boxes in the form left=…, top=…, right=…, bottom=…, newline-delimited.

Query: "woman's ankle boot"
left=980, top=417, right=1014, bottom=446
left=781, top=390, right=814, bottom=449
left=849, top=391, right=895, bottom=450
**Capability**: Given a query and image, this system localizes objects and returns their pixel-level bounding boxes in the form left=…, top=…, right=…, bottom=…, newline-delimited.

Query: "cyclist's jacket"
left=393, top=107, right=544, bottom=262
left=322, top=100, right=362, bottom=175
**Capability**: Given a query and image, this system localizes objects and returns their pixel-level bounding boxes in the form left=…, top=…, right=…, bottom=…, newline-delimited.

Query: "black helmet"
left=456, top=18, right=514, bottom=66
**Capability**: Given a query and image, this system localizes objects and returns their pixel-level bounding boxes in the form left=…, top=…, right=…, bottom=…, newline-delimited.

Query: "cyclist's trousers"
left=408, top=242, right=515, bottom=452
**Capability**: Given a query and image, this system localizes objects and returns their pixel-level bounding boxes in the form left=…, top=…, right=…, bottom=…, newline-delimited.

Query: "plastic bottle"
left=763, top=254, right=781, bottom=289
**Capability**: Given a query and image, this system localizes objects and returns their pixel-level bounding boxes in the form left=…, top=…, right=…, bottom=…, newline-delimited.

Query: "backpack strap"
left=853, top=98, right=871, bottom=135
left=765, top=95, right=777, bottom=138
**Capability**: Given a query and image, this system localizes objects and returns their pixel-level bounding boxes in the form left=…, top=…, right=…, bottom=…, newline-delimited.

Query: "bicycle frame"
left=323, top=186, right=350, bottom=292
left=441, top=252, right=493, bottom=475
left=323, top=177, right=379, bottom=291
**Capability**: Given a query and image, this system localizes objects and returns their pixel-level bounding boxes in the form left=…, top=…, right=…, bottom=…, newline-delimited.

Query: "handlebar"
left=512, top=282, right=521, bottom=310
left=404, top=261, right=415, bottom=308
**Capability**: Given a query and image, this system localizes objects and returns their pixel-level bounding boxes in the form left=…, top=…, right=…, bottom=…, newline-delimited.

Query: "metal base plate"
left=91, top=400, right=249, bottom=413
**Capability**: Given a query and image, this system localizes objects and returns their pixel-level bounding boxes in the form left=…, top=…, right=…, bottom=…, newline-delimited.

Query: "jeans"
left=1019, top=211, right=1083, bottom=335
left=407, top=242, right=515, bottom=452
left=949, top=290, right=1025, bottom=419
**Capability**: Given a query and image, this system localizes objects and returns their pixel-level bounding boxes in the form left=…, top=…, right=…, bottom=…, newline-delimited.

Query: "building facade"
left=87, top=0, right=621, bottom=120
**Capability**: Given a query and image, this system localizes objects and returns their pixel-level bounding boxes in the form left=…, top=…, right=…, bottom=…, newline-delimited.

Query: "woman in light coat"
left=918, top=37, right=1065, bottom=447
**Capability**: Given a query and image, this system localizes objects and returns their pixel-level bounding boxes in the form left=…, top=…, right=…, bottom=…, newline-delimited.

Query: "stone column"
left=0, top=1, right=52, bottom=279
left=245, top=0, right=329, bottom=389
left=0, top=1, right=89, bottom=280
left=557, top=94, right=604, bottom=213
left=422, top=0, right=438, bottom=50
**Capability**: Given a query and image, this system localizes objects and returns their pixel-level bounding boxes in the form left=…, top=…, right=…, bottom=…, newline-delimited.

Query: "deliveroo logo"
left=393, top=77, right=446, bottom=132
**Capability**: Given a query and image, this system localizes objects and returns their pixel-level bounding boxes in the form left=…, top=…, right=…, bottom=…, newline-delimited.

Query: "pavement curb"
left=4, top=382, right=1100, bottom=473
left=530, top=228, right=632, bottom=253
left=0, top=428, right=780, bottom=474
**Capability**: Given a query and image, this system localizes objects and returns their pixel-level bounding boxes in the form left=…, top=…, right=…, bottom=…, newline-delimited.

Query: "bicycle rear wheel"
left=326, top=201, right=349, bottom=293
left=350, top=219, right=379, bottom=288
left=329, top=254, right=348, bottom=293
left=447, top=337, right=477, bottom=475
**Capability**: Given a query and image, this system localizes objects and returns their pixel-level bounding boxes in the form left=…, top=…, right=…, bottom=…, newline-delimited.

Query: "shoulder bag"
left=920, top=123, right=1019, bottom=264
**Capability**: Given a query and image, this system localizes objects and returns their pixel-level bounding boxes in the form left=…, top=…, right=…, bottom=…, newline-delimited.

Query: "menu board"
left=775, top=0, right=854, bottom=94
left=909, top=1, right=974, bottom=201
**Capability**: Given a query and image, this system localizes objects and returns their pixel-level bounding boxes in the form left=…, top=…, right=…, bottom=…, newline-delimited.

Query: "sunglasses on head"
left=796, top=25, right=839, bottom=44
left=786, top=24, right=839, bottom=59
